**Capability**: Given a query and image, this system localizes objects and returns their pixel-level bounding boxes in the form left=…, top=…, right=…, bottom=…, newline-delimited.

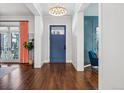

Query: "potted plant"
left=24, top=39, right=34, bottom=65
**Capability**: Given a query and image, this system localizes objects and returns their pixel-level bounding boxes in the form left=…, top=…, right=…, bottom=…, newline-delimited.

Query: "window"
left=51, top=30, right=64, bottom=35
left=51, top=26, right=65, bottom=35
left=10, top=27, right=19, bottom=31
left=0, top=27, right=8, bottom=32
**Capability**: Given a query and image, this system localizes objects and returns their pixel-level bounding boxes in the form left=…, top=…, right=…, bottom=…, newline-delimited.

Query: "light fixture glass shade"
left=49, top=6, right=67, bottom=16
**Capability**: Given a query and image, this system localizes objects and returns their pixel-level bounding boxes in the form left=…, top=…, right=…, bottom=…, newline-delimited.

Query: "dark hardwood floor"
left=0, top=63, right=98, bottom=90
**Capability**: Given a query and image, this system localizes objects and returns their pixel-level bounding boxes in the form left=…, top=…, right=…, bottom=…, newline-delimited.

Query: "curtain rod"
left=0, top=20, right=29, bottom=22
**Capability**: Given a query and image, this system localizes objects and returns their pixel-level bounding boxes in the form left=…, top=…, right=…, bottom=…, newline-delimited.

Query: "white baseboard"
left=66, top=60, right=72, bottom=63
left=84, top=64, right=91, bottom=68
left=34, top=62, right=44, bottom=68
left=44, top=61, right=49, bottom=63
left=72, top=63, right=77, bottom=70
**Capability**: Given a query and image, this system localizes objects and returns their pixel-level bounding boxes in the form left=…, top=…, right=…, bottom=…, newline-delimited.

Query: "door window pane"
left=51, top=26, right=65, bottom=35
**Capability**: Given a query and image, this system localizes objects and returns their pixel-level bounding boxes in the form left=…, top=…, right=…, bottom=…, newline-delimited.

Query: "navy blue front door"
left=50, top=25, right=66, bottom=63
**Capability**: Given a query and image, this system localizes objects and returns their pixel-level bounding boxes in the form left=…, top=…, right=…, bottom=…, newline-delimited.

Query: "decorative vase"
left=29, top=59, right=33, bottom=65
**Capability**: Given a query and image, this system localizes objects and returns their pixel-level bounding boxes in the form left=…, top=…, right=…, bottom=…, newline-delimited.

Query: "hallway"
left=0, top=63, right=98, bottom=90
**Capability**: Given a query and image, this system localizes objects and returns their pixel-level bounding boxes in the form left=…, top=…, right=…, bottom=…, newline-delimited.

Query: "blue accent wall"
left=84, top=16, right=98, bottom=65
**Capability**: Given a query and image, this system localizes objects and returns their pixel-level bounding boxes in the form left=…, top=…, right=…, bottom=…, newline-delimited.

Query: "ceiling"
left=0, top=3, right=76, bottom=16
left=40, top=3, right=76, bottom=16
left=0, top=3, right=33, bottom=16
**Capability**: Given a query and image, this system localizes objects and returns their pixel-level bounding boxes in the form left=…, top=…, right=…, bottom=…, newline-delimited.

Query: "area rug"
left=0, top=67, right=17, bottom=78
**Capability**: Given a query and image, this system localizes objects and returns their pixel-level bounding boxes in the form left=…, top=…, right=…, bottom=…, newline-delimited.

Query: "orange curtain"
left=20, top=21, right=29, bottom=63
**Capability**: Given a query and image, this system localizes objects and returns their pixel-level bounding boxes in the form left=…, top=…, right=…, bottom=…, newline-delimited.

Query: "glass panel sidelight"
left=0, top=33, right=10, bottom=61
left=11, top=32, right=19, bottom=60
left=0, top=26, right=20, bottom=62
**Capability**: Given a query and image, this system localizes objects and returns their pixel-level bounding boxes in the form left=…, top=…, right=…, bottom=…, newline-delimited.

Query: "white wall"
left=72, top=13, right=77, bottom=69
left=84, top=3, right=98, bottom=16
left=99, top=3, right=124, bottom=89
left=72, top=12, right=84, bottom=71
left=0, top=16, right=34, bottom=33
left=43, top=16, right=72, bottom=63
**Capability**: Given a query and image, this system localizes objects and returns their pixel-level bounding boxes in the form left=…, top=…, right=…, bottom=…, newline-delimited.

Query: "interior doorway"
left=83, top=3, right=99, bottom=89
left=84, top=3, right=99, bottom=68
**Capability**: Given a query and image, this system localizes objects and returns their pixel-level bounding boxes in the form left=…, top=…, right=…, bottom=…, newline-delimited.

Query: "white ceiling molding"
left=79, top=3, right=90, bottom=12
left=84, top=3, right=98, bottom=16
left=74, top=3, right=90, bottom=13
left=72, top=3, right=90, bottom=27
left=74, top=3, right=83, bottom=13
left=25, top=3, right=41, bottom=16
left=33, top=3, right=43, bottom=16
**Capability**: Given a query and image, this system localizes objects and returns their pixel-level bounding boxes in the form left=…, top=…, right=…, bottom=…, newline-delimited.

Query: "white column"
left=72, top=12, right=84, bottom=71
left=76, top=12, right=84, bottom=71
left=34, top=16, right=43, bottom=68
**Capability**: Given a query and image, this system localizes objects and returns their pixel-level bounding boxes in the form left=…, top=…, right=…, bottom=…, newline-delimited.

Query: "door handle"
left=64, top=45, right=66, bottom=50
